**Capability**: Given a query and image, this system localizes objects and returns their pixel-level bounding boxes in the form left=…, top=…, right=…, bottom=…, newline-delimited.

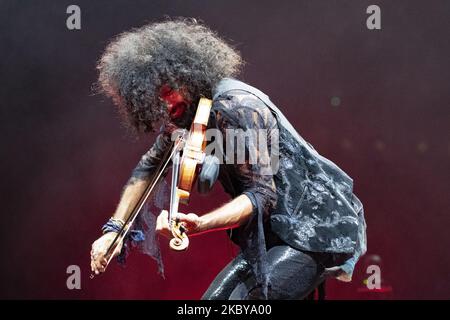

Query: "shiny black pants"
left=202, top=245, right=336, bottom=300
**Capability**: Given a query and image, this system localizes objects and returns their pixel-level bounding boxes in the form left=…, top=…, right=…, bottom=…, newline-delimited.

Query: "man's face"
left=159, top=85, right=190, bottom=121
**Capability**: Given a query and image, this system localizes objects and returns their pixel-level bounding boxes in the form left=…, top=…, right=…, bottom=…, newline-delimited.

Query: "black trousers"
left=202, top=244, right=340, bottom=300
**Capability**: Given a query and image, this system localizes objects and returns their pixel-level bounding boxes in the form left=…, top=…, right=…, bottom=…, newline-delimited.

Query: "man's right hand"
left=90, top=232, right=123, bottom=275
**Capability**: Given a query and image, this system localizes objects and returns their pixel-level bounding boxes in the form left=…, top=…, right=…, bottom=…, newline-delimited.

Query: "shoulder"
left=212, top=90, right=277, bottom=129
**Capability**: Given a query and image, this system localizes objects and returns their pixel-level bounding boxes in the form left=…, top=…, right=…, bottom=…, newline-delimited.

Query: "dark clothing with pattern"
left=211, top=79, right=366, bottom=258
left=129, top=78, right=367, bottom=299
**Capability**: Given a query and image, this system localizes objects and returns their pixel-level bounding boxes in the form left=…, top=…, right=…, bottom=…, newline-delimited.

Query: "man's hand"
left=156, top=194, right=254, bottom=239
left=90, top=232, right=122, bottom=275
left=156, top=210, right=202, bottom=238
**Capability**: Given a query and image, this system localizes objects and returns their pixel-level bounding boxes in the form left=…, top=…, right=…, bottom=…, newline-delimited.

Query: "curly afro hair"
left=97, top=18, right=243, bottom=133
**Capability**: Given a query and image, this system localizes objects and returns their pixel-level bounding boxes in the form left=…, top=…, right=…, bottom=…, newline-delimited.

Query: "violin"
left=91, top=97, right=212, bottom=277
left=168, top=97, right=213, bottom=250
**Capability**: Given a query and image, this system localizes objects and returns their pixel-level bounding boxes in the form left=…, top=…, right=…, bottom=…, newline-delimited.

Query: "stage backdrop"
left=0, top=0, right=449, bottom=299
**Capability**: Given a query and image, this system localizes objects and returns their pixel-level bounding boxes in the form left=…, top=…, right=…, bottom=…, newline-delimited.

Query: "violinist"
left=90, top=18, right=367, bottom=300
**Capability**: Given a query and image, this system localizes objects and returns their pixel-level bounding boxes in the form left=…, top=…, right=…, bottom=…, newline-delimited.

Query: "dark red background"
left=0, top=0, right=449, bottom=299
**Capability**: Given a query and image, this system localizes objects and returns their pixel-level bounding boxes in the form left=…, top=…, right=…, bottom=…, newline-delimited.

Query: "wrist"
left=196, top=215, right=209, bottom=233
left=102, top=217, right=124, bottom=234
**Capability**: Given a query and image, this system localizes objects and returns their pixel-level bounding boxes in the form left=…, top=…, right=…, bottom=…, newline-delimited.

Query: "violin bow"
left=91, top=132, right=187, bottom=278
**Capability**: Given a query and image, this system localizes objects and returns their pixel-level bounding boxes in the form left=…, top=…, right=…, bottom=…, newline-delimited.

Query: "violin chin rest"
left=197, top=155, right=220, bottom=194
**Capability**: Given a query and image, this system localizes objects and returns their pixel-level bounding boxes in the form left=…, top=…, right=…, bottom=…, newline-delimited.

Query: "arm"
left=110, top=180, right=148, bottom=224
left=91, top=127, right=173, bottom=274
left=197, top=194, right=253, bottom=233
left=156, top=194, right=253, bottom=238
left=111, top=129, right=173, bottom=222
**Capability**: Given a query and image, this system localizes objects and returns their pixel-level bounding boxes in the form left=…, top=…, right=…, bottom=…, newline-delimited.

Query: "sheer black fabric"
left=120, top=78, right=367, bottom=299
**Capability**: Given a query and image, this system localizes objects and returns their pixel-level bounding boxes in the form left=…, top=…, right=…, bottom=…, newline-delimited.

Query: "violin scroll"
left=169, top=219, right=189, bottom=251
